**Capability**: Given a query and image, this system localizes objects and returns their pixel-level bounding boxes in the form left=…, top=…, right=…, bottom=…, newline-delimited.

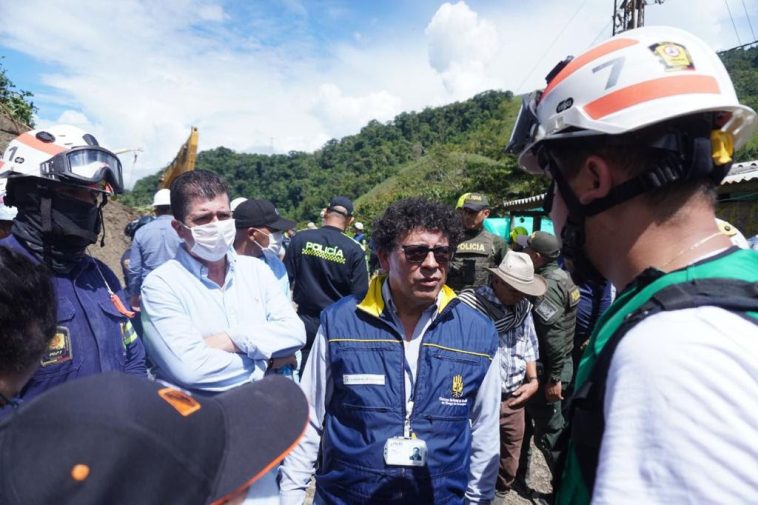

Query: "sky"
left=1, top=0, right=756, bottom=188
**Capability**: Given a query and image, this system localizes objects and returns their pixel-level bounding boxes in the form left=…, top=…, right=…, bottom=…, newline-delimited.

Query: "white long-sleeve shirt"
left=279, top=281, right=500, bottom=504
left=141, top=246, right=305, bottom=393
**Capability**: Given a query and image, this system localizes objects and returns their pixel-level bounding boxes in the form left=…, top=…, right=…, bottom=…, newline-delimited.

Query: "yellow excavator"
left=159, top=127, right=198, bottom=189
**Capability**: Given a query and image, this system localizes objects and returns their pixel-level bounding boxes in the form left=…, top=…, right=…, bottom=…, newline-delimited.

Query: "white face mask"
left=254, top=229, right=283, bottom=257
left=183, top=218, right=236, bottom=262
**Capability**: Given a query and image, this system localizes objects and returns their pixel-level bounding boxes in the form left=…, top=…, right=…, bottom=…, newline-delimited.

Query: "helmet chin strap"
left=542, top=123, right=728, bottom=285
left=547, top=163, right=605, bottom=285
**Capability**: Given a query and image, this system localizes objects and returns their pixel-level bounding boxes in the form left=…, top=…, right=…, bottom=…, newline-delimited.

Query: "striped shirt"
left=458, top=286, right=539, bottom=394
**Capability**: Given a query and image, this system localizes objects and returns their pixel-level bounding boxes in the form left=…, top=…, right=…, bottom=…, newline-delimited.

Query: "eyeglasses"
left=400, top=245, right=452, bottom=265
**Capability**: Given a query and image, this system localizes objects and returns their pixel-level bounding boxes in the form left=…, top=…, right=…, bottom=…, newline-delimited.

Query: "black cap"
left=233, top=199, right=296, bottom=231
left=327, top=196, right=353, bottom=217
left=0, top=373, right=308, bottom=505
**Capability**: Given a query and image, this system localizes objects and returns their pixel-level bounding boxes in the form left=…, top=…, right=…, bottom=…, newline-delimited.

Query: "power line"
left=740, top=0, right=757, bottom=41
left=724, top=0, right=742, bottom=45
left=589, top=18, right=613, bottom=48
left=515, top=0, right=591, bottom=93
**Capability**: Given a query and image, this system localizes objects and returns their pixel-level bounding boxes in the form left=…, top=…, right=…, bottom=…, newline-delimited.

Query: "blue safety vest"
left=316, top=276, right=498, bottom=504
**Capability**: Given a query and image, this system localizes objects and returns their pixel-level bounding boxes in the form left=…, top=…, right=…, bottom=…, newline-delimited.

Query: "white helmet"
left=153, top=188, right=171, bottom=207
left=0, top=125, right=124, bottom=194
left=508, top=26, right=757, bottom=174
left=354, top=222, right=364, bottom=231
left=230, top=197, right=248, bottom=211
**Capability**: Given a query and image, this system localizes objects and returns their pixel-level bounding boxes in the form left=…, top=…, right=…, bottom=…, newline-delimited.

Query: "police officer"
left=516, top=231, right=578, bottom=497
left=284, top=196, right=369, bottom=371
left=447, top=192, right=508, bottom=292
left=0, top=125, right=146, bottom=413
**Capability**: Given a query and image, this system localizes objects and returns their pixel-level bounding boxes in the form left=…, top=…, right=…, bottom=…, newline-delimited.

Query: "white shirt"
left=279, top=281, right=501, bottom=504
left=141, top=246, right=305, bottom=393
left=593, top=306, right=758, bottom=504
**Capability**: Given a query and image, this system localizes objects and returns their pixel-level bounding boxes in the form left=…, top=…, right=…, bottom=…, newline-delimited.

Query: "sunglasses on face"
left=400, top=244, right=452, bottom=264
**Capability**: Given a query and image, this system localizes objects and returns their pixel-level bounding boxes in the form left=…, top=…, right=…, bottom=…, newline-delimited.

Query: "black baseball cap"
left=233, top=199, right=296, bottom=231
left=0, top=373, right=308, bottom=505
left=327, top=196, right=354, bottom=216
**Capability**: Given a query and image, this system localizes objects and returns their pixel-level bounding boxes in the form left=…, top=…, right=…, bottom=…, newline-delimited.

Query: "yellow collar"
left=356, top=274, right=457, bottom=318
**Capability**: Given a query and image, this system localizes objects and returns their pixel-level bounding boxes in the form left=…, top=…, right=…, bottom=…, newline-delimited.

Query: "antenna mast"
left=613, top=0, right=665, bottom=36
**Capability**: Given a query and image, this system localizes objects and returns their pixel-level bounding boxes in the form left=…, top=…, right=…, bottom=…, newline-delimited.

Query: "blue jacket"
left=0, top=235, right=146, bottom=413
left=316, top=278, right=498, bottom=504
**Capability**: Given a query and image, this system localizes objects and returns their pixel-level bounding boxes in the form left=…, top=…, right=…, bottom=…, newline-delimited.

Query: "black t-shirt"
left=284, top=225, right=369, bottom=316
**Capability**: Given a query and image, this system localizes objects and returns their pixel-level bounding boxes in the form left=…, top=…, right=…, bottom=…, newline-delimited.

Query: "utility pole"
left=613, top=0, right=665, bottom=36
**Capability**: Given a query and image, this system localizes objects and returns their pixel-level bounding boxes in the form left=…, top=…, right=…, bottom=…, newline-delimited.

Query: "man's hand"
left=129, top=294, right=141, bottom=311
left=507, top=380, right=539, bottom=408
left=204, top=332, right=241, bottom=353
left=268, top=355, right=298, bottom=370
left=545, top=380, right=563, bottom=402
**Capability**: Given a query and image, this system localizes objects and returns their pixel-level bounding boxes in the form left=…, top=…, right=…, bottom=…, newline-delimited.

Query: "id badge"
left=383, top=436, right=428, bottom=467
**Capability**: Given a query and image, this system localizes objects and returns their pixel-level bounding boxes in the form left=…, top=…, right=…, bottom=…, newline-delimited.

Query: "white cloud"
left=425, top=2, right=500, bottom=97
left=311, top=83, right=403, bottom=135
left=0, top=0, right=752, bottom=190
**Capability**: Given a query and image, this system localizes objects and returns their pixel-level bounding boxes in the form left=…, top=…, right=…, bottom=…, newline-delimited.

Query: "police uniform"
left=448, top=228, right=508, bottom=292
left=0, top=235, right=146, bottom=412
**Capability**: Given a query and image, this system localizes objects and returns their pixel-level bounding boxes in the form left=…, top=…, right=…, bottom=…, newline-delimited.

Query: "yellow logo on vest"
left=452, top=374, right=464, bottom=398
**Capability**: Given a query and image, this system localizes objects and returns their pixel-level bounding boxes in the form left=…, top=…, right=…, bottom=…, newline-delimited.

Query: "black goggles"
left=40, top=146, right=124, bottom=194
left=504, top=90, right=542, bottom=156
left=401, top=245, right=452, bottom=265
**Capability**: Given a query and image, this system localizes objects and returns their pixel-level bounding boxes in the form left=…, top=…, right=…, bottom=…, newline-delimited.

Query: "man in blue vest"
left=280, top=198, right=501, bottom=504
left=506, top=26, right=758, bottom=504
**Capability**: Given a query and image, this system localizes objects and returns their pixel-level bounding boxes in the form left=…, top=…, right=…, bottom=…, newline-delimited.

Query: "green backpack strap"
left=563, top=278, right=758, bottom=495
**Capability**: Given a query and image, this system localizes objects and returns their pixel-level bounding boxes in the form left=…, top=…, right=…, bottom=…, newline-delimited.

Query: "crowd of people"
left=0, top=25, right=757, bottom=505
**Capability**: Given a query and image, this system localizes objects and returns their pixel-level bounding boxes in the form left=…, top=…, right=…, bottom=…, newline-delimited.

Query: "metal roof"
left=722, top=160, right=758, bottom=185
left=502, top=159, right=758, bottom=209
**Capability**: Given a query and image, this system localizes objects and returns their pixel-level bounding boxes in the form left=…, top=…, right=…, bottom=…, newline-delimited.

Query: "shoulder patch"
left=534, top=298, right=560, bottom=322
left=569, top=287, right=581, bottom=306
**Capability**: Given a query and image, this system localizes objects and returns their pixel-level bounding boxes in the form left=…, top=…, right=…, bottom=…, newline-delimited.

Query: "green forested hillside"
left=121, top=45, right=758, bottom=226
left=122, top=89, right=534, bottom=223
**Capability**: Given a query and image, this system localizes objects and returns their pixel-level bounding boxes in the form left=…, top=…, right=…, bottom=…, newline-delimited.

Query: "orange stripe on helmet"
left=16, top=132, right=67, bottom=157
left=584, top=75, right=721, bottom=120
left=542, top=38, right=638, bottom=100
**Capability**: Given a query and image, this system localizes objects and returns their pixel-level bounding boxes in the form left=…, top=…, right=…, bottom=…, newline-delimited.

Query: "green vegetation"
left=720, top=46, right=758, bottom=161
left=122, top=46, right=758, bottom=227
left=0, top=58, right=36, bottom=127
left=121, top=90, right=536, bottom=225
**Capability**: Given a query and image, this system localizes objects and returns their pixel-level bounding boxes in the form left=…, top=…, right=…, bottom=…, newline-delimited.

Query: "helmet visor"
left=40, top=146, right=124, bottom=194
left=505, top=91, right=541, bottom=157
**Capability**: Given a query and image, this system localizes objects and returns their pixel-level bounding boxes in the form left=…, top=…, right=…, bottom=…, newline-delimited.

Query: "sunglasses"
left=400, top=244, right=452, bottom=264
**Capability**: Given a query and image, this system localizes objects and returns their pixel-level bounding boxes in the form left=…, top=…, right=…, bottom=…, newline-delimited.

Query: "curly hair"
left=372, top=198, right=464, bottom=254
left=0, top=246, right=57, bottom=374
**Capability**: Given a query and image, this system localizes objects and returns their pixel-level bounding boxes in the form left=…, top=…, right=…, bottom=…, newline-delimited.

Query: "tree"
left=0, top=58, right=36, bottom=127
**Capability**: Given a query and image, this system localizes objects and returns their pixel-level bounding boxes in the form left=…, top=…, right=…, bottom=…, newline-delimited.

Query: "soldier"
left=516, top=231, right=579, bottom=500
left=447, top=192, right=508, bottom=292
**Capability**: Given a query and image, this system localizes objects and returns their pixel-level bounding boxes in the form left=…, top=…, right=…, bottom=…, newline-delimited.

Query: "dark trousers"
left=297, top=312, right=321, bottom=375
left=497, top=395, right=526, bottom=492
left=517, top=382, right=567, bottom=486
